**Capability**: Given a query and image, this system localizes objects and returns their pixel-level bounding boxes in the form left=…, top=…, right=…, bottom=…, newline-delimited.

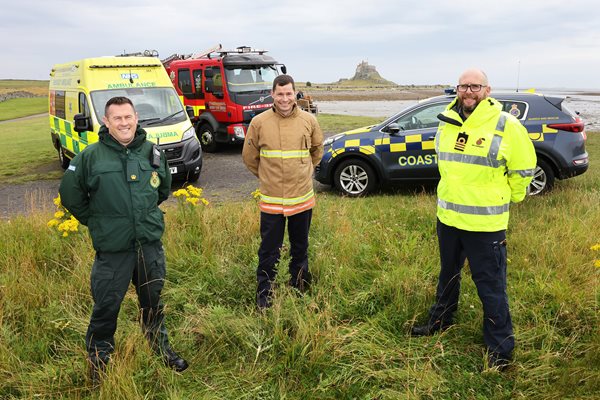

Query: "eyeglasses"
left=456, top=84, right=487, bottom=92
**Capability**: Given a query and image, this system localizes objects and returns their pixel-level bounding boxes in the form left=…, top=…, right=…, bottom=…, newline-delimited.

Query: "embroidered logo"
left=509, top=104, right=521, bottom=118
left=454, top=132, right=469, bottom=151
left=473, top=137, right=486, bottom=148
left=150, top=171, right=160, bottom=188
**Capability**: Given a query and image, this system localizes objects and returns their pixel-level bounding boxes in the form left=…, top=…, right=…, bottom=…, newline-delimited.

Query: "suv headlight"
left=182, top=126, right=195, bottom=141
left=324, top=133, right=345, bottom=146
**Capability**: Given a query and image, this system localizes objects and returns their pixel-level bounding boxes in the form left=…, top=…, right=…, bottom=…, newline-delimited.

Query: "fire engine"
left=162, top=45, right=287, bottom=152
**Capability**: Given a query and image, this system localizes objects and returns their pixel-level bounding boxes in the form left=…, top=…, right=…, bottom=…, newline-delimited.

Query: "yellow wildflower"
left=590, top=244, right=600, bottom=251
left=53, top=195, right=61, bottom=207
left=173, top=189, right=189, bottom=198
left=201, top=198, right=210, bottom=206
left=595, top=260, right=600, bottom=268
left=186, top=197, right=200, bottom=206
left=47, top=219, right=59, bottom=228
left=186, top=185, right=202, bottom=197
left=54, top=210, right=65, bottom=219
left=251, top=189, right=262, bottom=199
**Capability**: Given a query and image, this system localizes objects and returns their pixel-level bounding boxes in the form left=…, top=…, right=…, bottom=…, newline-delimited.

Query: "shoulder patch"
left=67, top=165, right=76, bottom=171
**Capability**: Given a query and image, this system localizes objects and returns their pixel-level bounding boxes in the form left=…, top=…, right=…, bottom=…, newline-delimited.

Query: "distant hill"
left=336, top=61, right=396, bottom=86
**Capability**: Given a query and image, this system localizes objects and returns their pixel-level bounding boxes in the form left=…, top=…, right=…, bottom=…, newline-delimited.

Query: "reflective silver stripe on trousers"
left=438, top=199, right=510, bottom=215
left=509, top=168, right=535, bottom=177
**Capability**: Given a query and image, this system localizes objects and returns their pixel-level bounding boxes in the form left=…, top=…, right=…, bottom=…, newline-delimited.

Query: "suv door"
left=381, top=101, right=449, bottom=180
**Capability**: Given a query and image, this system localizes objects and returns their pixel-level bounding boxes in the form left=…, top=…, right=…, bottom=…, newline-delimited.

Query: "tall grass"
left=0, top=134, right=598, bottom=399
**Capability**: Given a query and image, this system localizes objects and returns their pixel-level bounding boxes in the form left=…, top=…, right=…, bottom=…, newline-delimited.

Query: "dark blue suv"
left=315, top=92, right=588, bottom=196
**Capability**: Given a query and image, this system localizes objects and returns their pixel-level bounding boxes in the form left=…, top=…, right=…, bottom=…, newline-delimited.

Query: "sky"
left=2, top=0, right=599, bottom=90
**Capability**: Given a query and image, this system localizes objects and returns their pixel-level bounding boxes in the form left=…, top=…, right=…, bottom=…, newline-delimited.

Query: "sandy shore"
left=303, top=87, right=446, bottom=102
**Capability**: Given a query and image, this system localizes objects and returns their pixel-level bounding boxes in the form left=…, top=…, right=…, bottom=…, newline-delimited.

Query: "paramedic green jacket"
left=59, top=125, right=172, bottom=252
left=435, top=97, right=536, bottom=232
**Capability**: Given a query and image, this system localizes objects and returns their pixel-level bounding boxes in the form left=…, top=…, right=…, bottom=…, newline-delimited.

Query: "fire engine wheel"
left=528, top=159, right=555, bottom=196
left=197, top=124, right=218, bottom=153
left=57, top=144, right=70, bottom=170
left=334, top=159, right=377, bottom=197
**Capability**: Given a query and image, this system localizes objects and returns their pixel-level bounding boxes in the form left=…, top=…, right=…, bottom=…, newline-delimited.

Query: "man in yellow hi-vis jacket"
left=242, top=74, right=324, bottom=309
left=411, top=69, right=536, bottom=371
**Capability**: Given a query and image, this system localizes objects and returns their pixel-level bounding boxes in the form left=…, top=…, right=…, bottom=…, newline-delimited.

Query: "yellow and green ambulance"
left=49, top=56, right=202, bottom=181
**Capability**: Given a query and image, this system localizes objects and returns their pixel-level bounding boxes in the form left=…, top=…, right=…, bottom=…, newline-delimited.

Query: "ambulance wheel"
left=528, top=159, right=555, bottom=196
left=334, top=158, right=377, bottom=197
left=187, top=170, right=201, bottom=183
left=57, top=145, right=70, bottom=170
left=198, top=124, right=218, bottom=153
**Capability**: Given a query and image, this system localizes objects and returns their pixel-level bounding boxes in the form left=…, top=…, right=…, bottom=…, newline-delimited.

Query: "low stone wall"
left=0, top=91, right=41, bottom=102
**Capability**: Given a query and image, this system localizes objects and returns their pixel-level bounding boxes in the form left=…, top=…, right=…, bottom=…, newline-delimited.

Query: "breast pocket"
left=301, top=134, right=311, bottom=164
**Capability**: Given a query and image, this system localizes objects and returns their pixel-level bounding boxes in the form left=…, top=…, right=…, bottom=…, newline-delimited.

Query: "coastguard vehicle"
left=49, top=54, right=202, bottom=181
left=315, top=91, right=588, bottom=196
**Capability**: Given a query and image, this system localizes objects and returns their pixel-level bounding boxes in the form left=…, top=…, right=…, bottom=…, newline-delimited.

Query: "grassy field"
left=0, top=97, right=48, bottom=121
left=0, top=130, right=598, bottom=398
left=0, top=115, right=62, bottom=184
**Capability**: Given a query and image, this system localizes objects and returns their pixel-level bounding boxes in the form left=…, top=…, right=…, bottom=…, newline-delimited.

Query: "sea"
left=317, top=90, right=600, bottom=132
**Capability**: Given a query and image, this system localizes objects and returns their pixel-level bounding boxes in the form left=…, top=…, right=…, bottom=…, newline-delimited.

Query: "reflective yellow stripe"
left=260, top=189, right=315, bottom=205
left=260, top=149, right=309, bottom=159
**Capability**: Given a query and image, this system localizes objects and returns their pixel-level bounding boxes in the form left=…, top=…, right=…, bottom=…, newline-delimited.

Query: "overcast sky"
left=2, top=0, right=599, bottom=89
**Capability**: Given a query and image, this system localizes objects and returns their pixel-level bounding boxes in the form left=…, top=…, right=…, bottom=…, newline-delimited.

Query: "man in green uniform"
left=59, top=96, right=188, bottom=383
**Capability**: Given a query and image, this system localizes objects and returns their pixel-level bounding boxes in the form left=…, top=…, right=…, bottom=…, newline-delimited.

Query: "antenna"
left=516, top=60, right=520, bottom=92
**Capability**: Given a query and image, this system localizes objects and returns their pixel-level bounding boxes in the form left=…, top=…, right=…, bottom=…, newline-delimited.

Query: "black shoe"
left=487, top=352, right=512, bottom=371
left=88, top=354, right=109, bottom=385
left=162, top=348, right=189, bottom=372
left=410, top=323, right=451, bottom=337
left=256, top=295, right=272, bottom=310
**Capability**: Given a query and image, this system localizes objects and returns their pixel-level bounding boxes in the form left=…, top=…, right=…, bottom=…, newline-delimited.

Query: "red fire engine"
left=163, top=45, right=286, bottom=152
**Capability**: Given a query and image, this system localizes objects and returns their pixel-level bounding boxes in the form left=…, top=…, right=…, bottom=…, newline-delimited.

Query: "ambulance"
left=49, top=56, right=202, bottom=181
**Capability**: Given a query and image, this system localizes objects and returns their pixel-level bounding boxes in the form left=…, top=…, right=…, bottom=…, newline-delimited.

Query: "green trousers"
left=86, top=241, right=170, bottom=359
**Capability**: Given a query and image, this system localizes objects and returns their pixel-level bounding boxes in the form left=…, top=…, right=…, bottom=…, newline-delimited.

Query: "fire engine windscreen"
left=90, top=88, right=186, bottom=127
left=225, top=66, right=278, bottom=93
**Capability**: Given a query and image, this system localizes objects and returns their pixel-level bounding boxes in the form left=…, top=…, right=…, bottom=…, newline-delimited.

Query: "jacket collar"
left=272, top=103, right=299, bottom=118
left=98, top=125, right=147, bottom=151
left=438, top=96, right=502, bottom=127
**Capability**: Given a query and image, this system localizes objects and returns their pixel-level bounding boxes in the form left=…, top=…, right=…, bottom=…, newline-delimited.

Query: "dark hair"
left=272, top=74, right=295, bottom=91
left=104, top=96, right=135, bottom=116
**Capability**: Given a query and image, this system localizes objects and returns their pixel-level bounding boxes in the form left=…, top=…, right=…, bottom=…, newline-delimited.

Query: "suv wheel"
left=198, top=124, right=218, bottom=153
left=334, top=159, right=377, bottom=197
left=529, top=159, right=555, bottom=195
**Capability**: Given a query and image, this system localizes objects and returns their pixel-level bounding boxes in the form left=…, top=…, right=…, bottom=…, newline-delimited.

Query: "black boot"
left=410, top=322, right=452, bottom=337
left=487, top=352, right=512, bottom=371
left=88, top=353, right=109, bottom=385
left=162, top=347, right=189, bottom=372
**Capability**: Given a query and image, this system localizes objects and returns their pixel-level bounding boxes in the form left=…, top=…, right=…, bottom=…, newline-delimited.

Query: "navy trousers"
left=86, top=241, right=170, bottom=359
left=257, top=209, right=313, bottom=307
left=429, top=219, right=514, bottom=357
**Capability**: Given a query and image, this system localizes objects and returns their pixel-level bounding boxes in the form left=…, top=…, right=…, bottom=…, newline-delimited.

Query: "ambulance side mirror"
left=186, top=106, right=194, bottom=118
left=74, top=113, right=92, bottom=132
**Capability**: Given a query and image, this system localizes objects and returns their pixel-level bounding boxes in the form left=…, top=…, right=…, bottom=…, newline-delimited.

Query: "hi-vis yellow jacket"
left=435, top=97, right=536, bottom=232
left=242, top=104, right=324, bottom=216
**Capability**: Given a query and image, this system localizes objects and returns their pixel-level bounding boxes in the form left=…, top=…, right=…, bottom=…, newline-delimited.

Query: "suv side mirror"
left=388, top=123, right=401, bottom=134
left=74, top=113, right=92, bottom=132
